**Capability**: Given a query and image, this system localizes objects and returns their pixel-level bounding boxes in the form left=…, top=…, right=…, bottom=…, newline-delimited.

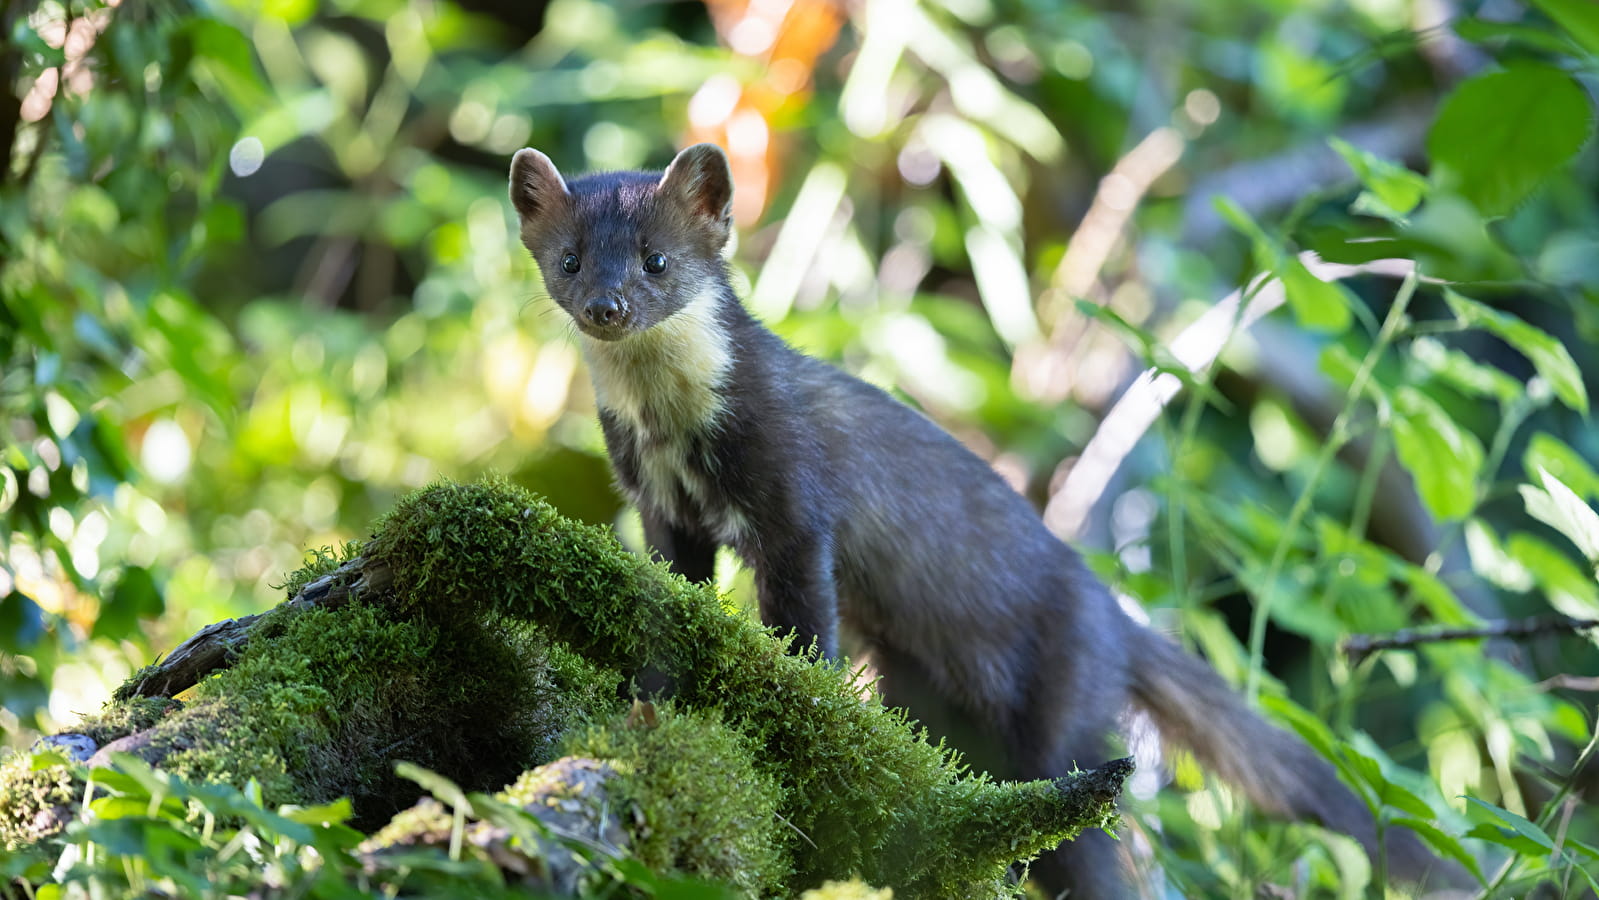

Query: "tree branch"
left=1342, top=615, right=1599, bottom=663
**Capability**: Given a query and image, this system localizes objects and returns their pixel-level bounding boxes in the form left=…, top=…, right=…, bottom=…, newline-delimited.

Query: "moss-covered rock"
left=4, top=478, right=1126, bottom=897
left=557, top=703, right=787, bottom=897
left=13, top=578, right=624, bottom=834
left=73, top=696, right=180, bottom=748
left=362, top=478, right=1125, bottom=896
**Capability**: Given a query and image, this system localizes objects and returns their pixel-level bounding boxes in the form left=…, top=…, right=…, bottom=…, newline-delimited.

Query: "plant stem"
left=1246, top=268, right=1419, bottom=703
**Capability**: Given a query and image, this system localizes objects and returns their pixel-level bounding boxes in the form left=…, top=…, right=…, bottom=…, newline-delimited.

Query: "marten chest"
left=580, top=290, right=748, bottom=544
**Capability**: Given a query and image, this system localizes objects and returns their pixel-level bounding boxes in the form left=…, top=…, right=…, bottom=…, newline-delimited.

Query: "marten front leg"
left=750, top=527, right=840, bottom=660
left=642, top=511, right=717, bottom=585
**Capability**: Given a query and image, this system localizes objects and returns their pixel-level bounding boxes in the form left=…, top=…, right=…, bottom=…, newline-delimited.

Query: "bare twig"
left=1342, top=615, right=1599, bottom=663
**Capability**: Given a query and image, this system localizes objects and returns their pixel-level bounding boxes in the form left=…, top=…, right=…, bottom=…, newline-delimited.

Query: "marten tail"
left=1126, top=626, right=1464, bottom=888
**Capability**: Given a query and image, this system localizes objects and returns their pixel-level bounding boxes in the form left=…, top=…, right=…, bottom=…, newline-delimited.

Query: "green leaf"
left=1445, top=291, right=1588, bottom=414
left=1280, top=256, right=1353, bottom=333
left=1408, top=337, right=1522, bottom=404
left=177, top=20, right=271, bottom=111
left=1216, top=197, right=1351, bottom=333
left=1392, top=817, right=1486, bottom=884
left=1330, top=137, right=1428, bottom=219
left=1520, top=468, right=1599, bottom=566
left=1506, top=533, right=1599, bottom=620
left=1390, top=387, right=1485, bottom=522
left=1428, top=64, right=1594, bottom=217
left=283, top=797, right=354, bottom=827
left=29, top=750, right=68, bottom=770
left=1398, top=563, right=1479, bottom=626
left=1464, top=796, right=1554, bottom=851
left=395, top=761, right=472, bottom=813
left=1455, top=18, right=1591, bottom=57
left=1529, top=0, right=1599, bottom=58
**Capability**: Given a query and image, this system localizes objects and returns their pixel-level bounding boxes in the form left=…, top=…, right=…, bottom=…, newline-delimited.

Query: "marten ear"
left=509, top=148, right=570, bottom=225
left=658, top=143, right=733, bottom=234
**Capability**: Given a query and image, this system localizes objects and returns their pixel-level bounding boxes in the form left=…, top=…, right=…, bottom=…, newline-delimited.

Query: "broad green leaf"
left=105, top=754, right=174, bottom=802
left=1445, top=291, right=1588, bottom=413
left=1390, top=387, right=1485, bottom=522
left=1345, top=736, right=1440, bottom=820
left=1428, top=65, right=1594, bottom=217
left=1464, top=796, right=1554, bottom=850
left=1570, top=837, right=1599, bottom=863
left=1520, top=468, right=1599, bottom=565
left=1392, top=817, right=1486, bottom=884
left=1330, top=137, right=1428, bottom=219
left=1530, top=0, right=1599, bottom=58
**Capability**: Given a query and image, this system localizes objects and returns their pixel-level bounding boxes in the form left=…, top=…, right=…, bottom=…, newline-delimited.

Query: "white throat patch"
left=579, top=286, right=734, bottom=439
left=579, top=286, right=745, bottom=542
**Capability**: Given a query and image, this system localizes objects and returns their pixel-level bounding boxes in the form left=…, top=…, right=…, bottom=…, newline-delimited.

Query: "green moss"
left=363, top=478, right=1123, bottom=897
left=74, top=696, right=180, bottom=747
left=0, top=755, right=82, bottom=849
left=87, top=569, right=623, bottom=829
left=362, top=796, right=453, bottom=850
left=558, top=703, right=787, bottom=897
left=271, top=542, right=363, bottom=599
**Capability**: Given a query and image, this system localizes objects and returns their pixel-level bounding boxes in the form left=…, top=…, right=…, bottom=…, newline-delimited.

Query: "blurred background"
left=3, top=0, right=1597, bottom=893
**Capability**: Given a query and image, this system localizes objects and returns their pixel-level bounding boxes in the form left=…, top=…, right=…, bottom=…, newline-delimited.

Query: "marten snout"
left=583, top=295, right=628, bottom=328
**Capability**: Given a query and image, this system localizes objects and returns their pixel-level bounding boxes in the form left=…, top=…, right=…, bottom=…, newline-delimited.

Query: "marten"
left=509, top=142, right=1458, bottom=898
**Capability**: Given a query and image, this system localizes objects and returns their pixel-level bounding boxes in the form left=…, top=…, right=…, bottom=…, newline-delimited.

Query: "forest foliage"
left=2, top=0, right=1598, bottom=896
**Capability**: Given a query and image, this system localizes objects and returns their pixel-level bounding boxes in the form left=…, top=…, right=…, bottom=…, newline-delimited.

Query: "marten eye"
left=561, top=253, right=580, bottom=274
left=643, top=252, right=668, bottom=275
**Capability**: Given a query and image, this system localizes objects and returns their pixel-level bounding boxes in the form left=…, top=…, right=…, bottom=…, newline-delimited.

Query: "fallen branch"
left=114, top=555, right=392, bottom=700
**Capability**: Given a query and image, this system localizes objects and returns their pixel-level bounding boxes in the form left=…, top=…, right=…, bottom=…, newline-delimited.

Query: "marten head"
left=509, top=143, right=734, bottom=342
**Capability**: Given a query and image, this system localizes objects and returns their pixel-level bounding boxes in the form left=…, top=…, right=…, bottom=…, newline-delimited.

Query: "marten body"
left=509, top=143, right=1452, bottom=898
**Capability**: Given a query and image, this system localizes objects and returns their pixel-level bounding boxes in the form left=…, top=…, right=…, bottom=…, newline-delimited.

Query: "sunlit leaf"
left=1408, top=337, right=1522, bottom=404
left=1505, top=533, right=1599, bottom=621
left=1428, top=64, right=1594, bottom=217
left=1520, top=468, right=1599, bottom=566
left=1464, top=796, right=1554, bottom=851
left=1280, top=256, right=1353, bottom=333
left=1330, top=137, right=1428, bottom=220
left=1445, top=291, right=1588, bottom=413
left=1390, top=387, right=1485, bottom=522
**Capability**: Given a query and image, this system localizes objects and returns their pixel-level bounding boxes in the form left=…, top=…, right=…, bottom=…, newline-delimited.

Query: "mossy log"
left=2, top=478, right=1130, bottom=898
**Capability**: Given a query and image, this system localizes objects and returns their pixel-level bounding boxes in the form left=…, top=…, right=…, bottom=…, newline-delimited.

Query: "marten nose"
left=583, top=296, right=625, bottom=326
